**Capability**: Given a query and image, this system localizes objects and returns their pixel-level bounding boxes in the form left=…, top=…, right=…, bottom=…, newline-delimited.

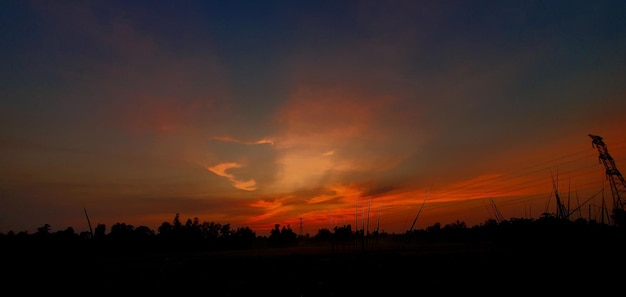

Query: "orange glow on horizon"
left=3, top=2, right=626, bottom=237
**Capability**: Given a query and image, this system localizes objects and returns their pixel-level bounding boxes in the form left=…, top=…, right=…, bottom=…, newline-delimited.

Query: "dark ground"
left=4, top=236, right=624, bottom=296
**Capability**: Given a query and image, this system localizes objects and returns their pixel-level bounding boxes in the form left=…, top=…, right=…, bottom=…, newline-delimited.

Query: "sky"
left=1, top=1, right=626, bottom=236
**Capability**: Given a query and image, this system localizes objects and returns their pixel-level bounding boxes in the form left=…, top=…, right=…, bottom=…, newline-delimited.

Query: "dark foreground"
left=4, top=236, right=625, bottom=296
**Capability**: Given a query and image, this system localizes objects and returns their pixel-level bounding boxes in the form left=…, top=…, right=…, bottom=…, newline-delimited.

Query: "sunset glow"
left=1, top=1, right=625, bottom=237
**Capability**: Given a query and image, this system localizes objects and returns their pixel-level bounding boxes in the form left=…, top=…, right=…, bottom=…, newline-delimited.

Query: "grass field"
left=4, top=235, right=624, bottom=296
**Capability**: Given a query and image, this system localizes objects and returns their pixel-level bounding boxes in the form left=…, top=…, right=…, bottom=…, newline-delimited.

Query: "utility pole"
left=589, top=134, right=626, bottom=226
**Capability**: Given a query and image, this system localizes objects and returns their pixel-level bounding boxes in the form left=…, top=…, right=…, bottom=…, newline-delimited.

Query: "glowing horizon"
left=1, top=1, right=626, bottom=236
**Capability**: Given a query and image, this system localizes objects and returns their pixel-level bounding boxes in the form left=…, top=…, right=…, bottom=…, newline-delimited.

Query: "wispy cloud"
left=250, top=199, right=283, bottom=210
left=246, top=199, right=293, bottom=223
left=213, top=136, right=274, bottom=145
left=232, top=179, right=257, bottom=192
left=207, top=162, right=257, bottom=191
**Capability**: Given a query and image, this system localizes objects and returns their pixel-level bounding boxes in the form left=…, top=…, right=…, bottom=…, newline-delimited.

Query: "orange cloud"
left=232, top=179, right=257, bottom=192
left=246, top=199, right=294, bottom=223
left=250, top=199, right=283, bottom=210
left=322, top=150, right=335, bottom=156
left=213, top=136, right=274, bottom=145
left=207, top=162, right=257, bottom=191
left=306, top=183, right=363, bottom=205
left=207, top=162, right=241, bottom=179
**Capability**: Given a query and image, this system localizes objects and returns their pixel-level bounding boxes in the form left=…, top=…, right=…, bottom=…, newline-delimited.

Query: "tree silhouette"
left=268, top=224, right=298, bottom=247
left=134, top=225, right=156, bottom=239
left=109, top=222, right=135, bottom=240
left=315, top=227, right=332, bottom=240
left=35, top=223, right=51, bottom=239
left=94, top=223, right=106, bottom=240
left=229, top=226, right=256, bottom=249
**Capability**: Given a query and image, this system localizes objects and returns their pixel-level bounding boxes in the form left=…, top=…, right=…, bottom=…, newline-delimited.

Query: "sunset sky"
left=1, top=1, right=626, bottom=236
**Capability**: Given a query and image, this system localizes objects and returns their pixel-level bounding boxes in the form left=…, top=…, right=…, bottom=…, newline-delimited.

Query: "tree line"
left=1, top=212, right=624, bottom=254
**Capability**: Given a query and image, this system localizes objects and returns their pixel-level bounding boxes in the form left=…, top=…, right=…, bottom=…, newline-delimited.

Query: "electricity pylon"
left=589, top=134, right=626, bottom=226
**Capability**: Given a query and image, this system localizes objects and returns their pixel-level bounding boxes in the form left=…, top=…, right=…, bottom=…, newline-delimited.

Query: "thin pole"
left=409, top=186, right=432, bottom=233
left=84, top=208, right=93, bottom=239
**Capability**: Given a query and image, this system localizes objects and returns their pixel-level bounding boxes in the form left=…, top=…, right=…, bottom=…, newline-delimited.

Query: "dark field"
left=4, top=235, right=624, bottom=296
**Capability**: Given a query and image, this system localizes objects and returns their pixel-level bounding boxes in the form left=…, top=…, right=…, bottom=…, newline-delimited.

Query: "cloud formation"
left=207, top=162, right=257, bottom=191
left=213, top=136, right=275, bottom=146
left=1, top=1, right=626, bottom=236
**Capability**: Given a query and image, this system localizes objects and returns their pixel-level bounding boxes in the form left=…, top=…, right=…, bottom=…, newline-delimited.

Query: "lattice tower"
left=589, top=134, right=626, bottom=225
